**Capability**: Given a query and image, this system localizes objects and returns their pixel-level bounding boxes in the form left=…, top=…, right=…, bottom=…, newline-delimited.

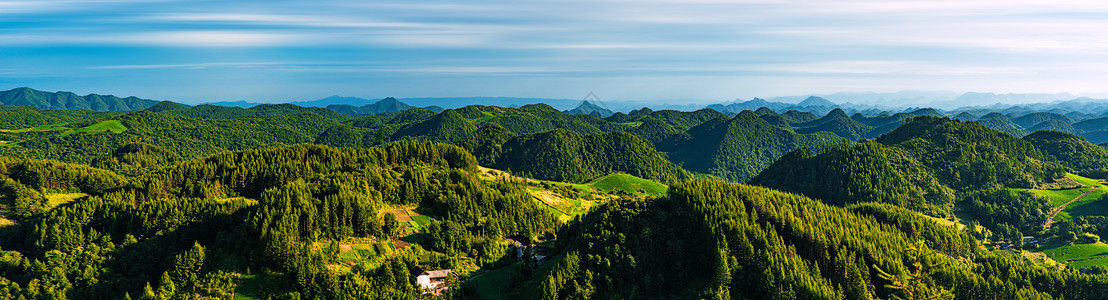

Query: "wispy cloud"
left=2, top=0, right=1108, bottom=101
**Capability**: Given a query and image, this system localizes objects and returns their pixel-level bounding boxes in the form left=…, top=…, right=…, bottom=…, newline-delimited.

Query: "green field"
left=0, top=120, right=127, bottom=138
left=525, top=173, right=668, bottom=221
left=59, top=120, right=127, bottom=136
left=581, top=173, right=668, bottom=196
left=468, top=263, right=518, bottom=300
left=0, top=123, right=70, bottom=133
left=477, top=168, right=668, bottom=222
left=1010, top=173, right=1108, bottom=221
left=1040, top=242, right=1108, bottom=270
left=45, top=193, right=89, bottom=210
left=234, top=274, right=261, bottom=300
left=1011, top=187, right=1088, bottom=207
left=1067, top=173, right=1107, bottom=187
left=408, top=214, right=433, bottom=229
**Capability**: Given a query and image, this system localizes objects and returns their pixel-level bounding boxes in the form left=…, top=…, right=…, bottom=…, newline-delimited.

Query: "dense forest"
left=2, top=93, right=1108, bottom=299
left=753, top=117, right=1065, bottom=236
left=535, top=179, right=1108, bottom=299
left=0, top=141, right=559, bottom=299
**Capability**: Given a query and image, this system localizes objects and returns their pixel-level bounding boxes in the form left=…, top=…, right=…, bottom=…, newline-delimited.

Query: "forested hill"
left=1024, top=130, right=1108, bottom=178
left=488, top=129, right=689, bottom=183
left=0, top=141, right=561, bottom=299
left=9, top=98, right=1108, bottom=187
left=0, top=87, right=160, bottom=111
left=0, top=111, right=342, bottom=166
left=7, top=94, right=1108, bottom=299
left=150, top=103, right=352, bottom=121
left=657, top=110, right=839, bottom=182
left=752, top=116, right=1064, bottom=239
left=533, top=179, right=1108, bottom=299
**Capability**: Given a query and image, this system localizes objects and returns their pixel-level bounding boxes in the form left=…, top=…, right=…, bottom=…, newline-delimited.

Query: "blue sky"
left=1, top=0, right=1107, bottom=104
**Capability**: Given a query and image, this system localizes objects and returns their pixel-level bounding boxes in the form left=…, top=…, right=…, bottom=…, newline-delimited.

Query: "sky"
left=1, top=0, right=1108, bottom=105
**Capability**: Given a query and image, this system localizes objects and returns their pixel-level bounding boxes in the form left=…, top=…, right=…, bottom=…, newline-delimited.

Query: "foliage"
left=529, top=179, right=1108, bottom=299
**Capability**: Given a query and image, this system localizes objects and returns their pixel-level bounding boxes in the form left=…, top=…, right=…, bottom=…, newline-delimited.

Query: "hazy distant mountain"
left=564, top=101, right=615, bottom=118
left=797, top=96, right=836, bottom=107
left=0, top=87, right=160, bottom=111
left=203, top=100, right=261, bottom=108
left=291, top=95, right=377, bottom=107
left=706, top=98, right=792, bottom=114
left=398, top=97, right=583, bottom=111
left=806, top=91, right=961, bottom=106
left=707, top=96, right=863, bottom=116
left=144, top=101, right=190, bottom=112
left=327, top=97, right=419, bottom=115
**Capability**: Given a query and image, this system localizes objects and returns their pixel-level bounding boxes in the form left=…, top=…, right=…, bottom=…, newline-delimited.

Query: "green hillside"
left=1024, top=130, right=1108, bottom=178
left=659, top=111, right=839, bottom=182
left=0, top=111, right=341, bottom=164
left=0, top=87, right=161, bottom=111
left=0, top=142, right=560, bottom=299
left=494, top=129, right=688, bottom=183
left=522, top=179, right=1107, bottom=299
left=4, top=97, right=1108, bottom=299
left=754, top=116, right=1065, bottom=237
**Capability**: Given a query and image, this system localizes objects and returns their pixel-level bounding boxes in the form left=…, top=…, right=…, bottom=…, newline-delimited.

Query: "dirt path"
left=1044, top=186, right=1101, bottom=229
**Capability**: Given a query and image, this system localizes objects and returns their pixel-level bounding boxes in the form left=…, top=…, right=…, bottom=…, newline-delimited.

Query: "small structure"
left=1022, top=236, right=1038, bottom=245
left=411, top=268, right=453, bottom=295
left=510, top=240, right=526, bottom=261
left=994, top=241, right=1011, bottom=250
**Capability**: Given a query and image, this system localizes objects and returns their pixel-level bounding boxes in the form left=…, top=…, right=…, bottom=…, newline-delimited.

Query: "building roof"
left=426, top=269, right=453, bottom=278
left=411, top=267, right=453, bottom=278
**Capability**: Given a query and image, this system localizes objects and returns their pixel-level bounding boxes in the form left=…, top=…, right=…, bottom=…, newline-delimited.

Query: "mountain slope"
left=528, top=179, right=1102, bottom=299
left=659, top=111, right=839, bottom=182
left=1028, top=119, right=1077, bottom=134
left=793, top=109, right=876, bottom=140
left=326, top=97, right=416, bottom=115
left=493, top=129, right=689, bottom=183
left=563, top=101, right=615, bottom=118
left=156, top=103, right=351, bottom=120
left=0, top=87, right=160, bottom=111
left=976, top=113, right=1028, bottom=137
left=1014, top=112, right=1074, bottom=128
left=1024, top=130, right=1108, bottom=178
left=754, top=116, right=1063, bottom=231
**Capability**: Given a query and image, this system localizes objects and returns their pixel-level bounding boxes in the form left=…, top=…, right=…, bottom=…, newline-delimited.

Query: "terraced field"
left=1041, top=242, right=1108, bottom=271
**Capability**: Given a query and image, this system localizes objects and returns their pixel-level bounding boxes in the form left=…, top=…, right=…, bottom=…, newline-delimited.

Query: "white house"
left=411, top=268, right=453, bottom=295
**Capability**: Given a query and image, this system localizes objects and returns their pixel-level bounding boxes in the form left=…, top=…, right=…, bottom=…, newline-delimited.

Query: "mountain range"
left=3, top=87, right=1108, bottom=299
left=0, top=87, right=160, bottom=111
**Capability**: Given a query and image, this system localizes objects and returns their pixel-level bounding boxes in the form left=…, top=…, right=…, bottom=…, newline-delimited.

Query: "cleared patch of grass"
left=924, top=215, right=965, bottom=230
left=1067, top=173, right=1107, bottom=188
left=1024, top=173, right=1108, bottom=220
left=60, top=120, right=126, bottom=136
left=410, top=214, right=433, bottom=228
left=1069, top=197, right=1108, bottom=219
left=584, top=173, right=668, bottom=196
left=234, top=274, right=261, bottom=300
left=0, top=123, right=69, bottom=133
left=215, top=197, right=259, bottom=206
left=1039, top=242, right=1108, bottom=271
left=45, top=193, right=88, bottom=210
left=1012, top=188, right=1089, bottom=207
left=469, top=263, right=519, bottom=300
